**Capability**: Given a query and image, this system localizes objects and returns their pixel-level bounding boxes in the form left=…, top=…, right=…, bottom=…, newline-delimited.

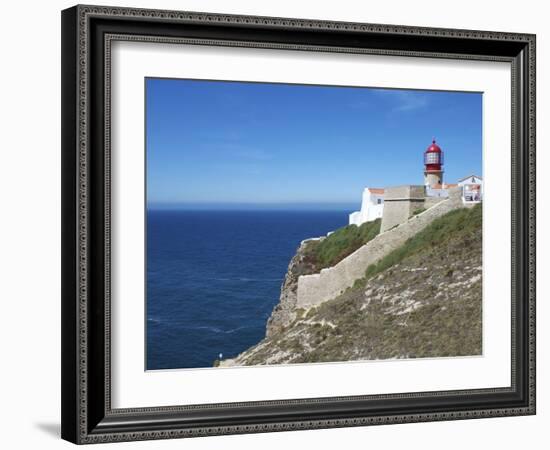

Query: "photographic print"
left=145, top=78, right=483, bottom=370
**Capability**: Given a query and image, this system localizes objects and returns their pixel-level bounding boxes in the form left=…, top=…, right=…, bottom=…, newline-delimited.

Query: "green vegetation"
left=412, top=207, right=426, bottom=216
left=303, top=219, right=381, bottom=272
left=364, top=203, right=481, bottom=280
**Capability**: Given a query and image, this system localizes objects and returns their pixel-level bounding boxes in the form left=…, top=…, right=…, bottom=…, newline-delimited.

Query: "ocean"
left=146, top=209, right=349, bottom=370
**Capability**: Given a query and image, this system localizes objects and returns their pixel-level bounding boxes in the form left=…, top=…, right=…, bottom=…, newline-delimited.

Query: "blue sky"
left=146, top=78, right=482, bottom=210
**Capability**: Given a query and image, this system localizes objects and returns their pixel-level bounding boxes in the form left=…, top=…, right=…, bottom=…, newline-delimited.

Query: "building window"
left=377, top=199, right=382, bottom=205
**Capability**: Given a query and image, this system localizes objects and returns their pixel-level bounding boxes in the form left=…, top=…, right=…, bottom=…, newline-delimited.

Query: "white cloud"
left=370, top=88, right=430, bottom=113
left=392, top=91, right=429, bottom=112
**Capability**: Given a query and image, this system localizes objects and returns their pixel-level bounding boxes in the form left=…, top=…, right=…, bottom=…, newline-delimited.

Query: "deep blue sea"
left=146, top=210, right=348, bottom=370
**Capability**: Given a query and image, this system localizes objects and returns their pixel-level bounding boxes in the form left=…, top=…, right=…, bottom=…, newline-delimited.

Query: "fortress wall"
left=296, top=189, right=463, bottom=309
left=380, top=199, right=425, bottom=232
left=380, top=185, right=426, bottom=233
left=424, top=196, right=446, bottom=209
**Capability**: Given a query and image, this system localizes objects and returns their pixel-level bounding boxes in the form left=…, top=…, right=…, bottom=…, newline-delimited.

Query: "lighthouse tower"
left=424, top=139, right=444, bottom=187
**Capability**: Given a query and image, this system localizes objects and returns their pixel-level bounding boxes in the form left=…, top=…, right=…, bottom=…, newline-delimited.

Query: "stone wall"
left=380, top=185, right=426, bottom=233
left=424, top=196, right=446, bottom=209
left=296, top=188, right=463, bottom=309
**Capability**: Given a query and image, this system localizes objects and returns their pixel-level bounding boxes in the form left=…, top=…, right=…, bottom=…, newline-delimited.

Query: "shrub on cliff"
left=304, top=218, right=381, bottom=272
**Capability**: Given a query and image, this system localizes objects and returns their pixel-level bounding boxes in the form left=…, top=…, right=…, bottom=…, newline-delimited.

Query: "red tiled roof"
left=368, top=188, right=385, bottom=194
left=430, top=183, right=458, bottom=190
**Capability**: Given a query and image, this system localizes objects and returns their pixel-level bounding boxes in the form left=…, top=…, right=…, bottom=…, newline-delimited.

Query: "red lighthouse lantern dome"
left=424, top=139, right=444, bottom=171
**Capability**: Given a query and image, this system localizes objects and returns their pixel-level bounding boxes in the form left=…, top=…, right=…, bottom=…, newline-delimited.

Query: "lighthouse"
left=424, top=139, right=444, bottom=187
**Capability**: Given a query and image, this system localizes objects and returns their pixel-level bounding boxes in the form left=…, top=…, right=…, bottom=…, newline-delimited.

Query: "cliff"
left=264, top=239, right=309, bottom=337
left=265, top=218, right=381, bottom=337
left=220, top=204, right=482, bottom=367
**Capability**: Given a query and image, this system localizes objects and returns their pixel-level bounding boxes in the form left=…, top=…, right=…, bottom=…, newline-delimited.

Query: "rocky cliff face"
left=220, top=205, right=482, bottom=367
left=265, top=238, right=321, bottom=337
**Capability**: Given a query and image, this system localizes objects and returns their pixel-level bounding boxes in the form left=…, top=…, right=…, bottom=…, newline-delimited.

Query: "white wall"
left=0, top=0, right=546, bottom=449
left=349, top=188, right=384, bottom=225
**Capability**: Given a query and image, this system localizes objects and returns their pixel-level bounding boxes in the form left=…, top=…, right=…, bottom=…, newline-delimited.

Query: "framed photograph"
left=61, top=5, right=536, bottom=444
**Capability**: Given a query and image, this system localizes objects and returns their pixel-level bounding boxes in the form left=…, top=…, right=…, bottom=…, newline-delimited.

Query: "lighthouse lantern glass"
left=425, top=152, right=441, bottom=165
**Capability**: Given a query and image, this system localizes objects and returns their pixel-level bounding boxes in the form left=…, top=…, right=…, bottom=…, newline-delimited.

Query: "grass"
left=364, top=203, right=481, bottom=280
left=303, top=219, right=381, bottom=272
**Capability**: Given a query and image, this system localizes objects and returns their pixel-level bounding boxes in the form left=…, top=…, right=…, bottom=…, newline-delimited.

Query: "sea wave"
left=147, top=319, right=256, bottom=335
left=205, top=277, right=282, bottom=282
left=184, top=325, right=255, bottom=334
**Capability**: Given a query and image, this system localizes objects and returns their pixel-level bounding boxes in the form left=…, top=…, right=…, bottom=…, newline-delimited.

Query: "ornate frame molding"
left=61, top=5, right=536, bottom=444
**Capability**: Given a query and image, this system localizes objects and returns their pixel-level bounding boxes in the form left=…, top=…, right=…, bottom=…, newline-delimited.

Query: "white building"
left=425, top=182, right=457, bottom=198
left=348, top=187, right=384, bottom=226
left=458, top=174, right=483, bottom=203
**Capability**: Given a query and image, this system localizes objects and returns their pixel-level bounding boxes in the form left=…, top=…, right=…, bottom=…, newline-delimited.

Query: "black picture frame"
left=61, top=4, right=536, bottom=444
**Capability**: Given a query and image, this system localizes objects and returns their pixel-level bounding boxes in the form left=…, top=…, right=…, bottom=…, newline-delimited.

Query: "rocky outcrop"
left=265, top=238, right=320, bottom=337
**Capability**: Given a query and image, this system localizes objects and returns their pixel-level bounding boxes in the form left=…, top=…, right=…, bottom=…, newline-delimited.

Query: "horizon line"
left=147, top=201, right=359, bottom=212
